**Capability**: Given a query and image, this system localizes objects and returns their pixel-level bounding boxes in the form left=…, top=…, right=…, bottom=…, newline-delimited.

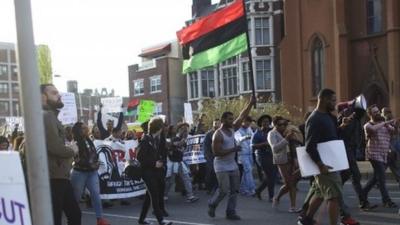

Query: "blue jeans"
left=362, top=160, right=391, bottom=203
left=70, top=169, right=103, bottom=218
left=238, top=154, right=256, bottom=195
left=209, top=170, right=240, bottom=216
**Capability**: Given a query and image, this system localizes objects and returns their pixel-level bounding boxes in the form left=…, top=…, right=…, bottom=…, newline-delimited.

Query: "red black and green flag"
left=126, top=98, right=140, bottom=116
left=177, top=0, right=248, bottom=73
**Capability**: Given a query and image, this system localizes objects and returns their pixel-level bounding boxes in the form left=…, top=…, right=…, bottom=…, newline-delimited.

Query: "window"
left=12, top=83, right=19, bottom=94
left=221, top=57, right=238, bottom=96
left=150, top=75, right=161, bottom=93
left=255, top=59, right=272, bottom=90
left=154, top=102, right=162, bottom=115
left=247, top=19, right=252, bottom=44
left=189, top=72, right=199, bottom=99
left=367, top=0, right=382, bottom=34
left=0, top=65, right=7, bottom=77
left=11, top=65, right=18, bottom=78
left=255, top=17, right=270, bottom=45
left=201, top=69, right=215, bottom=97
left=241, top=61, right=251, bottom=92
left=133, top=79, right=144, bottom=96
left=0, top=101, right=9, bottom=116
left=311, top=38, right=324, bottom=96
left=0, top=50, right=7, bottom=63
left=13, top=101, right=20, bottom=116
left=0, top=83, right=8, bottom=94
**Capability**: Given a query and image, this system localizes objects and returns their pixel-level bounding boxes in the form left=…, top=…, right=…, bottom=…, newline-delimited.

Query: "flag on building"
left=126, top=98, right=140, bottom=116
left=177, top=0, right=248, bottom=73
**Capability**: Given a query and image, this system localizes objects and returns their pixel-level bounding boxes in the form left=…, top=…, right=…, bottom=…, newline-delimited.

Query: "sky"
left=0, top=0, right=198, bottom=96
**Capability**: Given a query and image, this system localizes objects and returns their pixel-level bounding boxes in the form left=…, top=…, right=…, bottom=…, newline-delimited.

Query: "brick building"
left=128, top=41, right=186, bottom=124
left=186, top=0, right=284, bottom=113
left=280, top=0, right=400, bottom=116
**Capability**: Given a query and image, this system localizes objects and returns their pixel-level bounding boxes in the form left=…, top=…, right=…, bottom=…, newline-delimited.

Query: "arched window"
left=311, top=38, right=324, bottom=96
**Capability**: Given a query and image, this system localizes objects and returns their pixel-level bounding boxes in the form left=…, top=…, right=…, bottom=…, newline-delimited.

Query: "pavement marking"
left=82, top=211, right=216, bottom=225
left=349, top=196, right=400, bottom=200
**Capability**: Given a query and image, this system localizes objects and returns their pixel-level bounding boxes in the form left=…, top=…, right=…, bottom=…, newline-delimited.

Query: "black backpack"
left=124, top=159, right=142, bottom=181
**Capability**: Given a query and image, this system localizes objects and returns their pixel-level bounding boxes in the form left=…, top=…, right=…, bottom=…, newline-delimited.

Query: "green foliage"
left=37, top=45, right=53, bottom=84
left=199, top=97, right=302, bottom=130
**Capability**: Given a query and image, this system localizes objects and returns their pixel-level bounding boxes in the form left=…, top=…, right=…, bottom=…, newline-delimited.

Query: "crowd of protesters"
left=1, top=84, right=399, bottom=225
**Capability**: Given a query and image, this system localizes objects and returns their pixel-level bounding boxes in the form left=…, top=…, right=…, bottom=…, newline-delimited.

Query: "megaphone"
left=337, top=94, right=367, bottom=114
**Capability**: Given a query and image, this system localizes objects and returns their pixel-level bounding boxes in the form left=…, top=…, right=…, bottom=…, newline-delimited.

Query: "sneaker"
left=383, top=201, right=398, bottom=208
left=297, top=216, right=314, bottom=225
left=97, top=218, right=111, bottom=225
left=226, top=214, right=241, bottom=220
left=340, top=217, right=360, bottom=225
left=288, top=207, right=302, bottom=213
left=255, top=191, right=262, bottom=200
left=159, top=221, right=172, bottom=225
left=359, top=201, right=377, bottom=211
left=186, top=196, right=199, bottom=203
left=207, top=205, right=216, bottom=218
left=272, top=198, right=279, bottom=208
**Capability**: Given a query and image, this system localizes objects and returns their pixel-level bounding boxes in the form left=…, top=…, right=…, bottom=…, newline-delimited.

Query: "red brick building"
left=280, top=0, right=400, bottom=116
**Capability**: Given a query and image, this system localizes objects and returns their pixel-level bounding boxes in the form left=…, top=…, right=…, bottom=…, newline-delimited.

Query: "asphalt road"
left=80, top=180, right=400, bottom=225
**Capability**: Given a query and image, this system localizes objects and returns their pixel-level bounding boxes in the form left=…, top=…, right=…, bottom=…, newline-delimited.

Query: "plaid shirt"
left=364, top=121, right=394, bottom=163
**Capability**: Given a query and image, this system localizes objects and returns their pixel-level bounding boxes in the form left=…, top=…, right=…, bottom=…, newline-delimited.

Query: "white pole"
left=13, top=0, right=54, bottom=225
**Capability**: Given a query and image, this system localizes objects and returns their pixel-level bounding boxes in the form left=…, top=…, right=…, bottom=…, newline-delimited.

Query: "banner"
left=184, top=103, right=193, bottom=125
left=137, top=100, right=155, bottom=123
left=101, top=97, right=123, bottom=113
left=94, top=140, right=145, bottom=199
left=296, top=140, right=349, bottom=177
left=0, top=152, right=32, bottom=225
left=58, top=92, right=78, bottom=125
left=5, top=117, right=24, bottom=132
left=183, top=134, right=206, bottom=165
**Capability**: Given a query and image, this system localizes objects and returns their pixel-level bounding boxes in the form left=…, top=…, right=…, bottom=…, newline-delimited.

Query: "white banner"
left=0, top=152, right=32, bottom=225
left=296, top=140, right=349, bottom=177
left=5, top=117, right=25, bottom=132
left=58, top=92, right=78, bottom=125
left=101, top=97, right=123, bottom=113
left=184, top=103, right=193, bottom=125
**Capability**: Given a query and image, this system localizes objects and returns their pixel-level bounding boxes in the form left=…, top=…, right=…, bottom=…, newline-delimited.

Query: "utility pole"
left=14, top=0, right=54, bottom=224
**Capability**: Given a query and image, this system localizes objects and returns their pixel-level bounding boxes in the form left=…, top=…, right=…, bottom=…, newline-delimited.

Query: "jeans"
left=205, top=160, right=218, bottom=193
left=70, top=169, right=103, bottom=218
left=50, top=179, right=81, bottom=225
left=255, top=150, right=277, bottom=199
left=238, top=154, right=256, bottom=195
left=165, top=161, right=194, bottom=198
left=208, top=170, right=240, bottom=215
left=341, top=158, right=365, bottom=203
left=363, top=160, right=391, bottom=203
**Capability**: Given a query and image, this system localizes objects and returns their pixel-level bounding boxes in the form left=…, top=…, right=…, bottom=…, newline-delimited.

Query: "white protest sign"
left=101, top=97, right=123, bottom=113
left=184, top=103, right=193, bottom=125
left=296, top=140, right=349, bottom=177
left=0, top=152, right=32, bottom=225
left=5, top=117, right=24, bottom=132
left=58, top=92, right=78, bottom=125
left=183, top=134, right=206, bottom=165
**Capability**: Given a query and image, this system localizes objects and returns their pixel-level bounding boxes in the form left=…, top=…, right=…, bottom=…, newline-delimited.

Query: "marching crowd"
left=0, top=84, right=399, bottom=225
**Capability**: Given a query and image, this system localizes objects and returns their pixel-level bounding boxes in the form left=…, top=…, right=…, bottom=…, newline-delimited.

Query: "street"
left=80, top=180, right=400, bottom=225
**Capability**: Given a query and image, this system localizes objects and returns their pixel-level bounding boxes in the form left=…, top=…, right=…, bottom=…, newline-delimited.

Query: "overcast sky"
left=0, top=0, right=199, bottom=96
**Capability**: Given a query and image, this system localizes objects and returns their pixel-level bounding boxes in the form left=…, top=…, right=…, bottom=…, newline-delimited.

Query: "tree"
left=198, top=97, right=301, bottom=130
left=37, top=45, right=53, bottom=84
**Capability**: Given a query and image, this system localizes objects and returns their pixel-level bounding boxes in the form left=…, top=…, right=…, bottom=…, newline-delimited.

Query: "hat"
left=257, top=114, right=272, bottom=127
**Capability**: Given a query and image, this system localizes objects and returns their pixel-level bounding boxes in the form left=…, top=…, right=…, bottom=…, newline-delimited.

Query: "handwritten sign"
left=137, top=100, right=155, bottom=123
left=58, top=92, right=78, bottom=125
left=0, top=152, right=32, bottom=225
left=5, top=117, right=24, bottom=132
left=183, top=134, right=207, bottom=165
left=101, top=97, right=123, bottom=113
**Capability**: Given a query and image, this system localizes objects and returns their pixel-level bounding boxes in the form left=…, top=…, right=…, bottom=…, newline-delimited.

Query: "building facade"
left=0, top=42, right=21, bottom=123
left=128, top=41, right=187, bottom=125
left=280, top=0, right=400, bottom=116
left=186, top=0, right=284, bottom=113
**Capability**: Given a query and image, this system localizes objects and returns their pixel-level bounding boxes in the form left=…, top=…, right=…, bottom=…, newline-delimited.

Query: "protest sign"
left=58, top=92, right=78, bottom=125
left=5, top=117, right=24, bottom=132
left=296, top=140, right=349, bottom=177
left=101, top=97, right=123, bottom=113
left=0, top=152, right=32, bottom=225
left=137, top=100, right=155, bottom=123
left=184, top=103, right=193, bottom=125
left=94, top=140, right=145, bottom=199
left=183, top=134, right=207, bottom=165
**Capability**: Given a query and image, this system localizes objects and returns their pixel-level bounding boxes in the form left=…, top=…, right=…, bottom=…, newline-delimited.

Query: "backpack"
left=124, top=159, right=142, bottom=181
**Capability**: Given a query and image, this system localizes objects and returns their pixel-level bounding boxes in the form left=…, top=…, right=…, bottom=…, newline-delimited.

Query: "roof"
left=138, top=43, right=171, bottom=58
